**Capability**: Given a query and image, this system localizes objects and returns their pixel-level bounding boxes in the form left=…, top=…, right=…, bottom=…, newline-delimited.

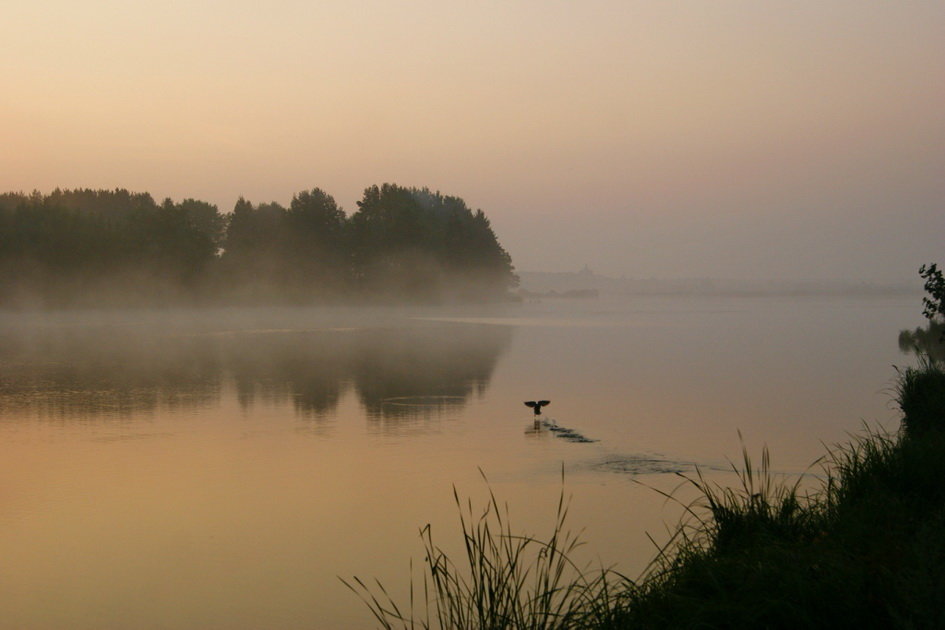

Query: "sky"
left=2, top=1, right=943, bottom=282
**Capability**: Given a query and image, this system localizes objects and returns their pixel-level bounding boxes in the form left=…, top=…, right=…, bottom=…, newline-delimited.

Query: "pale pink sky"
left=2, top=1, right=943, bottom=281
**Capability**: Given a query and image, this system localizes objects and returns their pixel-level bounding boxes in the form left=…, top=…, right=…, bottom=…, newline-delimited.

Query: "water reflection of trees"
left=223, top=330, right=351, bottom=418
left=350, top=326, right=510, bottom=422
left=223, top=324, right=511, bottom=422
left=0, top=327, right=221, bottom=418
left=899, top=321, right=944, bottom=362
left=0, top=321, right=512, bottom=422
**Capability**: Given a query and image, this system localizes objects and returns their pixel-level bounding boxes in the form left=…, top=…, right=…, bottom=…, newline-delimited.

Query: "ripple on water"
left=590, top=455, right=705, bottom=476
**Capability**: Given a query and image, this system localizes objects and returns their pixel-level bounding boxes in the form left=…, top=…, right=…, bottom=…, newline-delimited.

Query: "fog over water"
left=0, top=295, right=925, bottom=628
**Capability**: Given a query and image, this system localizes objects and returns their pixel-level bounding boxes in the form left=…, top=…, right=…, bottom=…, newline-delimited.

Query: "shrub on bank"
left=896, top=358, right=945, bottom=437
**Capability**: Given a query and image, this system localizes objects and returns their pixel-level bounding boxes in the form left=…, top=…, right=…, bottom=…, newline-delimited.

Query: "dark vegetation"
left=348, top=264, right=945, bottom=629
left=919, top=263, right=945, bottom=323
left=901, top=264, right=945, bottom=361
left=899, top=321, right=945, bottom=362
left=0, top=185, right=517, bottom=307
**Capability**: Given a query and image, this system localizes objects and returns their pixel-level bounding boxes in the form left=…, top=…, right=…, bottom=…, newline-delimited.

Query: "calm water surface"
left=0, top=295, right=922, bottom=628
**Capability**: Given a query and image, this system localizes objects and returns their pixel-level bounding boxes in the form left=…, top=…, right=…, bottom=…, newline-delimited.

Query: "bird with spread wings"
left=524, top=400, right=550, bottom=416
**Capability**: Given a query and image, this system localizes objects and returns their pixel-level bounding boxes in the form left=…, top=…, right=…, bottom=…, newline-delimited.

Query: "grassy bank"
left=347, top=358, right=945, bottom=629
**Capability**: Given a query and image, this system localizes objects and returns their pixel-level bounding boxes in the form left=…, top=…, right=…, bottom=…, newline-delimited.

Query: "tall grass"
left=609, top=442, right=828, bottom=629
left=686, top=440, right=817, bottom=554
left=342, top=471, right=628, bottom=630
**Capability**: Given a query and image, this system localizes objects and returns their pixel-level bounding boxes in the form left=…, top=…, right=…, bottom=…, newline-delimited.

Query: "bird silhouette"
left=524, top=400, right=550, bottom=416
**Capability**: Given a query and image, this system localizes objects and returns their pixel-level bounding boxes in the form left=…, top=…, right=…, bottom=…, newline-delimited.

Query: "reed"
left=342, top=470, right=628, bottom=630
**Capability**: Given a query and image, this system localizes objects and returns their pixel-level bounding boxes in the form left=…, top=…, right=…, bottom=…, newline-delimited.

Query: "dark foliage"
left=899, top=264, right=945, bottom=360
left=0, top=185, right=517, bottom=307
left=349, top=184, right=517, bottom=301
left=899, top=321, right=945, bottom=362
left=0, top=189, right=225, bottom=306
left=896, top=359, right=945, bottom=437
left=920, top=263, right=945, bottom=322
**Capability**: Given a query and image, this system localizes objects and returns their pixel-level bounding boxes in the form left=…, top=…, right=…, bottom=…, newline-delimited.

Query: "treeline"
left=0, top=185, right=517, bottom=307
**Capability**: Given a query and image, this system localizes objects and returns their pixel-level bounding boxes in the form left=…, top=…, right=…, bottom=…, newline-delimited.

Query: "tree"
left=348, top=184, right=440, bottom=298
left=286, top=188, right=348, bottom=292
left=920, top=263, right=945, bottom=322
left=288, top=188, right=345, bottom=245
left=0, top=184, right=518, bottom=306
left=347, top=184, right=517, bottom=300
left=218, top=198, right=294, bottom=300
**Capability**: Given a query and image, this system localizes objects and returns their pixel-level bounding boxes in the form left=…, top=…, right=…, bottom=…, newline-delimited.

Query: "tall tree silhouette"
left=348, top=184, right=516, bottom=300
left=286, top=188, right=347, bottom=294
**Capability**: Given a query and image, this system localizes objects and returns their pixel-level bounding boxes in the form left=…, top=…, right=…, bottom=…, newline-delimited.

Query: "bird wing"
left=524, top=401, right=537, bottom=408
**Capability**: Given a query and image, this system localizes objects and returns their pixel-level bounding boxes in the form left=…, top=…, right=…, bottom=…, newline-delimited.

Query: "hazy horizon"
left=3, top=1, right=942, bottom=283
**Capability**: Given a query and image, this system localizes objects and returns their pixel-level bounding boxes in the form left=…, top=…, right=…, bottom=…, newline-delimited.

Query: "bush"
left=896, top=358, right=945, bottom=437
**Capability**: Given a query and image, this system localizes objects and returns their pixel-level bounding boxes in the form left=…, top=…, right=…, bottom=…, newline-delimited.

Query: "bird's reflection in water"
left=524, top=417, right=598, bottom=443
left=524, top=421, right=547, bottom=437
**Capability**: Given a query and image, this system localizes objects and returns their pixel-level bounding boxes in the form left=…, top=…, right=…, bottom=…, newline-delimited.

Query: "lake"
left=0, top=294, right=923, bottom=628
